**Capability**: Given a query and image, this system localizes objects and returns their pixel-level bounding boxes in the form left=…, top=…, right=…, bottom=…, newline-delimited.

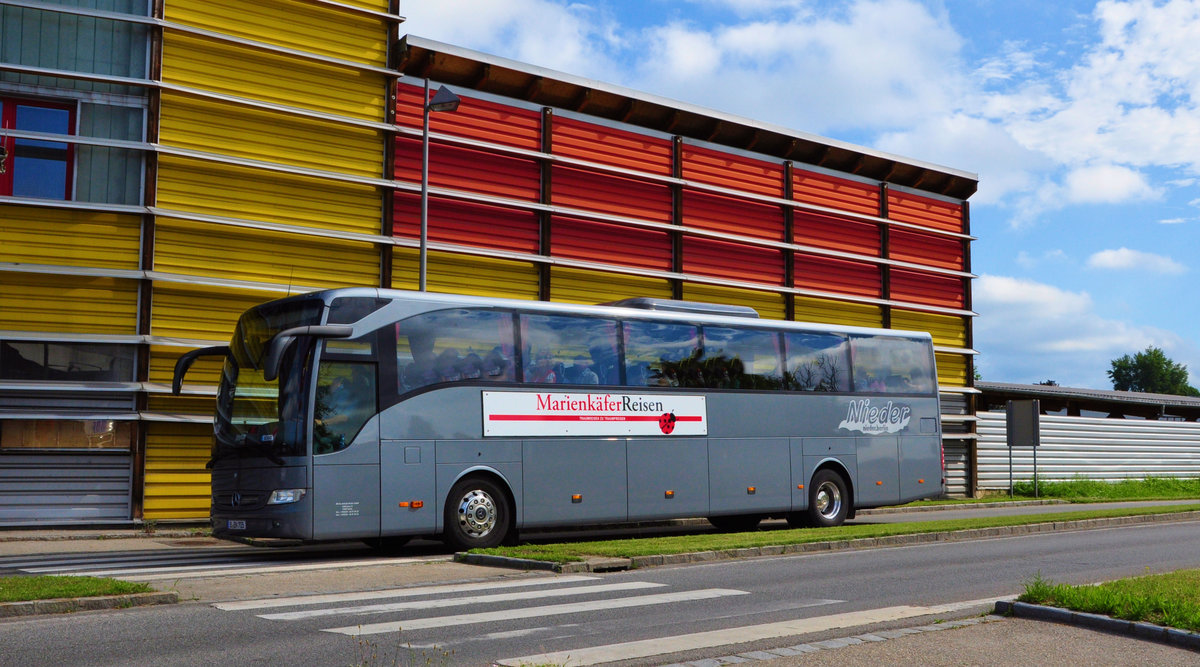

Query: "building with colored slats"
left=0, top=1, right=979, bottom=524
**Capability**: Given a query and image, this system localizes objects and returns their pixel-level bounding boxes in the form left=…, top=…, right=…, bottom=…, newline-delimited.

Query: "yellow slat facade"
left=0, top=206, right=141, bottom=269
left=550, top=267, right=673, bottom=304
left=393, top=249, right=541, bottom=300
left=682, top=283, right=787, bottom=320
left=142, top=422, right=212, bottom=519
left=0, top=273, right=139, bottom=334
left=793, top=295, right=884, bottom=329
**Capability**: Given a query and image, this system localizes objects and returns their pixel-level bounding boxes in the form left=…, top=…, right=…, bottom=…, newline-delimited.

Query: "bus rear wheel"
left=444, top=477, right=511, bottom=551
left=806, top=469, right=849, bottom=527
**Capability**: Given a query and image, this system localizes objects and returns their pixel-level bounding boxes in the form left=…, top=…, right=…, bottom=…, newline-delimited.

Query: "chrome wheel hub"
left=457, top=489, right=497, bottom=538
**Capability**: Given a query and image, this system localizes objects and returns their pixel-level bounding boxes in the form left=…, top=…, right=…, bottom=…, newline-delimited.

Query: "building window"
left=0, top=341, right=135, bottom=382
left=0, top=96, right=75, bottom=199
left=0, top=419, right=134, bottom=450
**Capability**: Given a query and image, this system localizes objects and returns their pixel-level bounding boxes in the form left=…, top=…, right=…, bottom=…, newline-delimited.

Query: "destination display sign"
left=482, top=391, right=707, bottom=437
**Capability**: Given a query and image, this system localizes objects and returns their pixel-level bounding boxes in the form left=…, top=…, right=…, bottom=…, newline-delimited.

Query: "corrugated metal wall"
left=142, top=0, right=396, bottom=518
left=2, top=0, right=976, bottom=523
left=977, top=411, right=1200, bottom=489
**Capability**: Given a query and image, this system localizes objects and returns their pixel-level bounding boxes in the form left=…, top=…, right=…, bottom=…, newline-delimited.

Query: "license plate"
left=227, top=519, right=247, bottom=530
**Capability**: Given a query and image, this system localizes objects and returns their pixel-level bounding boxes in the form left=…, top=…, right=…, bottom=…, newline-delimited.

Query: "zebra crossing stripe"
left=215, top=574, right=600, bottom=611
left=322, top=588, right=750, bottom=636
left=260, top=581, right=667, bottom=620
left=498, top=599, right=1005, bottom=666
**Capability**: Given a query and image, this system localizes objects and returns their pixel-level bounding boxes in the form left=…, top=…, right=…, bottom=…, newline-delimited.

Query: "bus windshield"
left=213, top=299, right=323, bottom=461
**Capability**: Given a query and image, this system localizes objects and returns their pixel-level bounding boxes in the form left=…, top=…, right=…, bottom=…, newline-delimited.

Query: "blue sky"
left=401, top=0, right=1200, bottom=389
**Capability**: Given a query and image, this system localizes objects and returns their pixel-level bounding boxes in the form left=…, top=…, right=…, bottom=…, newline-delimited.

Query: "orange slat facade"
left=887, top=190, right=964, bottom=233
left=395, top=83, right=541, bottom=149
left=551, top=216, right=673, bottom=271
left=682, top=144, right=783, bottom=196
left=793, top=169, right=880, bottom=216
left=552, top=116, right=672, bottom=174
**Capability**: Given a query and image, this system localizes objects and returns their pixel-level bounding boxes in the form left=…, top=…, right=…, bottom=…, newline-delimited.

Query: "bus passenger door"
left=855, top=436, right=900, bottom=506
left=380, top=440, right=436, bottom=535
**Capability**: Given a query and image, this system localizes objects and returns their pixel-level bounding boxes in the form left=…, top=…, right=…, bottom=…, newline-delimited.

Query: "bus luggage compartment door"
left=380, top=440, right=436, bottom=535
left=522, top=439, right=627, bottom=527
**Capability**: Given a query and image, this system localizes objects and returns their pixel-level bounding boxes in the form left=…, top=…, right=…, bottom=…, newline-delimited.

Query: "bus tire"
left=807, top=469, right=849, bottom=527
left=707, top=514, right=761, bottom=532
left=444, top=476, right=511, bottom=551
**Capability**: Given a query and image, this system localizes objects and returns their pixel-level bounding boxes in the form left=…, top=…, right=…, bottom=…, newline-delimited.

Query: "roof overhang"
left=395, top=35, right=979, bottom=201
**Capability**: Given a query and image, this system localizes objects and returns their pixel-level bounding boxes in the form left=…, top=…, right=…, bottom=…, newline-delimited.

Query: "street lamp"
left=419, top=80, right=461, bottom=291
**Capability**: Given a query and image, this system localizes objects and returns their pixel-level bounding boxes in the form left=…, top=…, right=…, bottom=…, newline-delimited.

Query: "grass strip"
left=1020, top=569, right=1200, bottom=633
left=0, top=575, right=152, bottom=603
left=472, top=503, right=1200, bottom=564
left=1012, top=476, right=1200, bottom=502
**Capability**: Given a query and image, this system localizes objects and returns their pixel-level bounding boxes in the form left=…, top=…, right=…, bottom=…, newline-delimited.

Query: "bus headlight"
left=267, top=488, right=307, bottom=505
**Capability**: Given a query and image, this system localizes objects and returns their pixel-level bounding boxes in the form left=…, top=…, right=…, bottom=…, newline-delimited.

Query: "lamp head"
left=427, top=86, right=461, bottom=113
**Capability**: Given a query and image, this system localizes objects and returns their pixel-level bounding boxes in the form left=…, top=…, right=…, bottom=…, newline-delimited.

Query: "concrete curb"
left=995, top=600, right=1200, bottom=652
left=0, top=591, right=179, bottom=618
left=454, top=510, right=1200, bottom=573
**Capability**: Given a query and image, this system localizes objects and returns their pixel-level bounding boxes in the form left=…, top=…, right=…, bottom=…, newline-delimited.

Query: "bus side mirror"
left=173, top=345, right=231, bottom=395
left=263, top=325, right=354, bottom=382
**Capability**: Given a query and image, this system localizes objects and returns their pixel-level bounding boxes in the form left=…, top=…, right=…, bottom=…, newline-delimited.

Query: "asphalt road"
left=3, top=513, right=1199, bottom=666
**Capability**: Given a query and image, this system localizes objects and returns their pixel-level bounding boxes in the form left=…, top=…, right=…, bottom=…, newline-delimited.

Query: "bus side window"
left=313, top=361, right=376, bottom=454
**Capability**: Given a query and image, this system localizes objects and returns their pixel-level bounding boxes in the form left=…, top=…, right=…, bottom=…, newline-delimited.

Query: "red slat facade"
left=682, top=190, right=784, bottom=240
left=890, top=269, right=965, bottom=308
left=551, top=216, right=672, bottom=271
left=794, top=209, right=880, bottom=256
left=395, top=137, right=540, bottom=201
left=552, top=165, right=672, bottom=223
left=552, top=117, right=672, bottom=175
left=393, top=193, right=540, bottom=254
left=683, top=237, right=784, bottom=285
left=889, top=228, right=964, bottom=271
left=794, top=253, right=881, bottom=297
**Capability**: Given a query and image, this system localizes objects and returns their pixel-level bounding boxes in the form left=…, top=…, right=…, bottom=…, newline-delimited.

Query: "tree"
left=1107, top=347, right=1200, bottom=396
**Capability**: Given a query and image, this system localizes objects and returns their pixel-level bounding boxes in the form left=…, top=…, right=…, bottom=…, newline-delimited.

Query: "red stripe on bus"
left=488, top=414, right=703, bottom=422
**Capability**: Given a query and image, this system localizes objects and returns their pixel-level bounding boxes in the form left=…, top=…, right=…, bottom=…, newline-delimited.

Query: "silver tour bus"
left=173, top=288, right=944, bottom=549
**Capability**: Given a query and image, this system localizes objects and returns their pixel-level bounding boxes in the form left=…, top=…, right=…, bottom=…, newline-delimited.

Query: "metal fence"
left=977, top=411, right=1200, bottom=490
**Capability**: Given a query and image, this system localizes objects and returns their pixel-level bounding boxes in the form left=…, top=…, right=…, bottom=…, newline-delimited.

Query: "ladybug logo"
left=658, top=412, right=677, bottom=435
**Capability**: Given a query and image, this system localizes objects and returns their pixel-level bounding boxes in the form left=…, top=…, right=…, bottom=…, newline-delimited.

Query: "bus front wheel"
left=806, top=469, right=849, bottom=527
left=444, top=477, right=511, bottom=551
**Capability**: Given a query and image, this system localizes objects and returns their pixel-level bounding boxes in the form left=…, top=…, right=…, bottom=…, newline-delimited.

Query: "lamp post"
left=419, top=79, right=461, bottom=291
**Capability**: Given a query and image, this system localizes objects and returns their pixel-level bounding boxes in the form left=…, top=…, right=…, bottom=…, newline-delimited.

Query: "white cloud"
left=973, top=274, right=1187, bottom=387
left=1063, top=164, right=1160, bottom=203
left=1086, top=247, right=1188, bottom=274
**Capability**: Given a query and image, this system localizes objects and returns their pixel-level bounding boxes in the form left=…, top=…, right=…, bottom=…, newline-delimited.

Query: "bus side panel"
left=627, top=438, right=709, bottom=520
left=313, top=420, right=381, bottom=540
left=899, top=435, right=942, bottom=501
left=380, top=440, right=437, bottom=536
left=708, top=438, right=791, bottom=516
left=855, top=436, right=900, bottom=508
left=522, top=439, right=628, bottom=527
